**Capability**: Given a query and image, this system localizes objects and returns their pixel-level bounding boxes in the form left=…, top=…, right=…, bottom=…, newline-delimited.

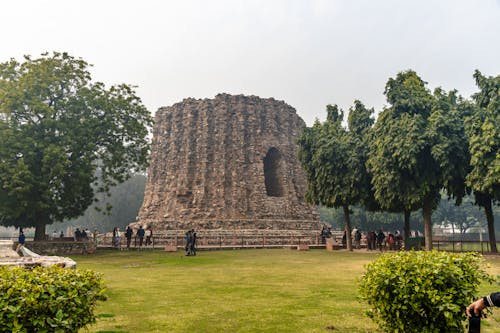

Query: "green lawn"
left=73, top=249, right=500, bottom=333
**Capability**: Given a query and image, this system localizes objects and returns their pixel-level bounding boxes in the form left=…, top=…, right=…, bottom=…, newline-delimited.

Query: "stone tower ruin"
left=135, top=94, right=320, bottom=242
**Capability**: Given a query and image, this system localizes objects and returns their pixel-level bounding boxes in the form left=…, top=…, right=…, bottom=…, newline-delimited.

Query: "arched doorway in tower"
left=263, top=147, right=284, bottom=197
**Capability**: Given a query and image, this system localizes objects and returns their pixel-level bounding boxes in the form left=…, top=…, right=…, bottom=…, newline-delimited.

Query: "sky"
left=1, top=0, right=499, bottom=125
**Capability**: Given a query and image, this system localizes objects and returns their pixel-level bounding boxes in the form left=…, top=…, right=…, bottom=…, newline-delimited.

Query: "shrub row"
left=0, top=265, right=106, bottom=332
left=359, top=251, right=492, bottom=333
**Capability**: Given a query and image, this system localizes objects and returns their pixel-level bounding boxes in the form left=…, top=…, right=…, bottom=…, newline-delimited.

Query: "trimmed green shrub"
left=359, top=251, right=492, bottom=333
left=0, top=265, right=106, bottom=332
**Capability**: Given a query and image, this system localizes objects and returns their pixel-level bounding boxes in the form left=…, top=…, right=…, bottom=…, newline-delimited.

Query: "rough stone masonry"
left=134, top=94, right=320, bottom=242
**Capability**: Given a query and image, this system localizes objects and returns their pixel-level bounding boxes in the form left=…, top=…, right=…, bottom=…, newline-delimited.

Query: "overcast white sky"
left=1, top=0, right=499, bottom=125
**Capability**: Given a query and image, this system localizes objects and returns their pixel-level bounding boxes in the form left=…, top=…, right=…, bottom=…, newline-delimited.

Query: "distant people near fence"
left=377, top=230, right=385, bottom=251
left=351, top=226, right=358, bottom=248
left=354, top=229, right=362, bottom=249
left=112, top=227, right=121, bottom=248
left=185, top=230, right=192, bottom=256
left=75, top=228, right=82, bottom=241
left=388, top=233, right=396, bottom=250
left=81, top=228, right=88, bottom=240
left=59, top=231, right=64, bottom=239
left=51, top=230, right=58, bottom=240
left=125, top=226, right=133, bottom=250
left=394, top=230, right=402, bottom=250
left=190, top=229, right=197, bottom=256
left=320, top=226, right=327, bottom=244
left=137, top=225, right=145, bottom=249
left=85, top=228, right=92, bottom=241
left=366, top=231, right=375, bottom=251
left=145, top=226, right=152, bottom=246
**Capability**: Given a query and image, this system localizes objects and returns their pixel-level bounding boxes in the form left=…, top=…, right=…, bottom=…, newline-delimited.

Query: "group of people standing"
left=341, top=228, right=402, bottom=251
left=185, top=229, right=197, bottom=256
left=123, top=225, right=153, bottom=250
left=74, top=228, right=96, bottom=242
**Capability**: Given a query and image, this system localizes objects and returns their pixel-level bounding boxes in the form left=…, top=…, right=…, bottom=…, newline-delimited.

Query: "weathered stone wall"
left=23, top=241, right=96, bottom=255
left=135, top=94, right=319, bottom=235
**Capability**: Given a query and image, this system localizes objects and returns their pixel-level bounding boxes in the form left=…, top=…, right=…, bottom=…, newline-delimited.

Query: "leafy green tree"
left=298, top=101, right=373, bottom=251
left=465, top=70, right=500, bottom=252
left=368, top=71, right=469, bottom=250
left=367, top=108, right=423, bottom=246
left=0, top=52, right=152, bottom=240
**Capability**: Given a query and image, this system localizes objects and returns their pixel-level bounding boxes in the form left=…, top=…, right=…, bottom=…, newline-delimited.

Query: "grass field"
left=73, top=249, right=500, bottom=333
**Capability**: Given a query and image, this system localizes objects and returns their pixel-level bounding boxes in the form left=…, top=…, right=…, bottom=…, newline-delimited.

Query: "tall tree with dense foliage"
left=298, top=101, right=374, bottom=251
left=465, top=70, right=500, bottom=252
left=0, top=52, right=152, bottom=240
left=368, top=70, right=469, bottom=250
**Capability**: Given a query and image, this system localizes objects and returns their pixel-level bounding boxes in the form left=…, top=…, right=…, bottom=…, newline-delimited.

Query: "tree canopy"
left=367, top=70, right=470, bottom=250
left=465, top=70, right=500, bottom=252
left=298, top=101, right=374, bottom=250
left=0, top=52, right=152, bottom=240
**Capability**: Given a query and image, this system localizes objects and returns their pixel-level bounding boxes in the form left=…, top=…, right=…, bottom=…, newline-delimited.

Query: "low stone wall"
left=22, top=241, right=96, bottom=255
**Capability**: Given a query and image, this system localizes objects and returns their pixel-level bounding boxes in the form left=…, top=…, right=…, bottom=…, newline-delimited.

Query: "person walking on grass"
left=190, top=229, right=197, bottom=256
left=185, top=230, right=192, bottom=256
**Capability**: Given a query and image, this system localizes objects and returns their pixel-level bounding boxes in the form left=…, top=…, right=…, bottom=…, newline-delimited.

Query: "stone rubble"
left=0, top=240, right=76, bottom=269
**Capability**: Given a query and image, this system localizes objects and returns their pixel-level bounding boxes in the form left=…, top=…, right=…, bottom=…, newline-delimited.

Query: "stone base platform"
left=123, top=226, right=323, bottom=248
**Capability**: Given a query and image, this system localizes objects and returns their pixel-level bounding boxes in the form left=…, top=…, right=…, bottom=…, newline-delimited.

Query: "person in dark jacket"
left=125, top=226, right=133, bottom=249
left=190, top=229, right=197, bottom=256
left=137, top=225, right=145, bottom=248
left=16, top=229, right=26, bottom=252
left=185, top=230, right=192, bottom=256
left=376, top=230, right=385, bottom=251
left=467, top=292, right=500, bottom=316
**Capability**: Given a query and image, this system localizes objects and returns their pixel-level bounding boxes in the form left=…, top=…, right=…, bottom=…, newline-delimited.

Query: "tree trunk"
left=34, top=212, right=48, bottom=241
left=403, top=209, right=411, bottom=251
left=484, top=198, right=497, bottom=253
left=343, top=205, right=353, bottom=251
left=34, top=223, right=46, bottom=241
left=422, top=200, right=433, bottom=251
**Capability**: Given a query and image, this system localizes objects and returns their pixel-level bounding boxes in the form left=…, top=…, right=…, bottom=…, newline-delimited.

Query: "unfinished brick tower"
left=134, top=94, right=320, bottom=245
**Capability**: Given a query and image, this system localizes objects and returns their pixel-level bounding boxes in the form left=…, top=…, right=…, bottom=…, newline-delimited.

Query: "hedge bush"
left=0, top=265, right=106, bottom=332
left=359, top=251, right=492, bottom=333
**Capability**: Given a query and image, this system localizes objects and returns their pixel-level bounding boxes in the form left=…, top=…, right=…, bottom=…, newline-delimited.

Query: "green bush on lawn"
left=0, top=265, right=106, bottom=332
left=359, top=251, right=492, bottom=333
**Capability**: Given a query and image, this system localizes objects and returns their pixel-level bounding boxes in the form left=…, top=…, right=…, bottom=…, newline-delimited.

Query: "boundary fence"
left=97, top=232, right=338, bottom=250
